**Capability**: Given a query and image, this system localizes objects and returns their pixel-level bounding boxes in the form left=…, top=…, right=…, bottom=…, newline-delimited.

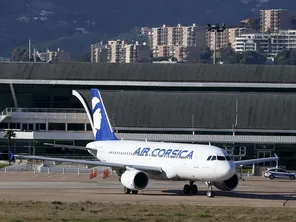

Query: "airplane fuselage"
left=86, top=140, right=236, bottom=182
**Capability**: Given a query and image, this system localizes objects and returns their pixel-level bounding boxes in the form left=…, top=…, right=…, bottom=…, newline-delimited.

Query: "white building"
left=234, top=30, right=296, bottom=57
left=36, top=49, right=71, bottom=62
left=91, top=40, right=150, bottom=63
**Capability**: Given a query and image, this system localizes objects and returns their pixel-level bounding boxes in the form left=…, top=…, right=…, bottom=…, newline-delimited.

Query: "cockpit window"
left=207, top=156, right=212, bottom=161
left=225, top=156, right=231, bottom=161
left=217, top=156, right=226, bottom=161
left=211, top=156, right=216, bottom=161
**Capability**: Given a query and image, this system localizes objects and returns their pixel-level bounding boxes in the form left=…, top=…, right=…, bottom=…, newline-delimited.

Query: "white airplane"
left=12, top=89, right=279, bottom=198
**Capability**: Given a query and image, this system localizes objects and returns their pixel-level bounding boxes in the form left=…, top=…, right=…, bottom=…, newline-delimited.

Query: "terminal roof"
left=1, top=62, right=296, bottom=83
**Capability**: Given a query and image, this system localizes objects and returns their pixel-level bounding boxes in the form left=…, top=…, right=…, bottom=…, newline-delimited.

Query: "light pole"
left=207, top=24, right=226, bottom=64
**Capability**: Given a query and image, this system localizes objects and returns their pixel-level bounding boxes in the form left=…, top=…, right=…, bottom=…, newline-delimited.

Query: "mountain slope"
left=0, top=0, right=295, bottom=58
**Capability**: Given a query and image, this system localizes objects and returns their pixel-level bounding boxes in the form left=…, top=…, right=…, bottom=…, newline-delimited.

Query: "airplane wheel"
left=207, top=191, right=215, bottom=198
left=269, top=174, right=275, bottom=180
left=132, top=190, right=138, bottom=194
left=290, top=175, right=295, bottom=180
left=124, top=187, right=131, bottom=194
left=190, top=185, right=198, bottom=195
left=183, top=184, right=190, bottom=195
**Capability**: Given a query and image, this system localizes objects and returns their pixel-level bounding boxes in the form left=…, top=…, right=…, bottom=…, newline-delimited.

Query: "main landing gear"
left=183, top=181, right=215, bottom=198
left=183, top=181, right=198, bottom=195
left=124, top=187, right=138, bottom=194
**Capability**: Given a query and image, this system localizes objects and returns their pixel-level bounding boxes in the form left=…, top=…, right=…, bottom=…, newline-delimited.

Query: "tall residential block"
left=91, top=43, right=108, bottom=63
left=150, top=23, right=205, bottom=62
left=123, top=43, right=151, bottom=63
left=260, top=9, right=293, bottom=33
left=206, top=29, right=229, bottom=50
left=107, top=40, right=126, bottom=63
left=150, top=24, right=206, bottom=49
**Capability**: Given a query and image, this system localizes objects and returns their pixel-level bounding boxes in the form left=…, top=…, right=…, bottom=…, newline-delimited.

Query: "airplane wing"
left=43, top=143, right=95, bottom=151
left=234, top=154, right=279, bottom=166
left=13, top=154, right=163, bottom=174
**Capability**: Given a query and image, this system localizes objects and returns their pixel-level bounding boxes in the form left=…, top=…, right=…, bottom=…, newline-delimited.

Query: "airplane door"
left=96, top=145, right=104, bottom=160
left=191, top=153, right=201, bottom=179
left=193, top=153, right=200, bottom=169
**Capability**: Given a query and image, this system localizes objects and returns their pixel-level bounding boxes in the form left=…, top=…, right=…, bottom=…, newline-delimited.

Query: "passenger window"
left=211, top=156, right=216, bottom=161
left=207, top=156, right=212, bottom=161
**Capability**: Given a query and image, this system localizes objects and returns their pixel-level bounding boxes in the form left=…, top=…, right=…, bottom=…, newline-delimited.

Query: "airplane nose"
left=217, top=162, right=236, bottom=180
left=226, top=162, right=236, bottom=178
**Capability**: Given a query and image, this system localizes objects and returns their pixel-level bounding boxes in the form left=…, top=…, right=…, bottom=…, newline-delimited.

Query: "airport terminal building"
left=1, top=62, right=296, bottom=168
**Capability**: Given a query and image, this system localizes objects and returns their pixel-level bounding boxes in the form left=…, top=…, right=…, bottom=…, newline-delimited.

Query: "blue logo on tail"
left=91, top=89, right=118, bottom=141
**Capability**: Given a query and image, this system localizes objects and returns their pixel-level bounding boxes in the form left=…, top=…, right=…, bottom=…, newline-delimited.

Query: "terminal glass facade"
left=1, top=83, right=296, bottom=169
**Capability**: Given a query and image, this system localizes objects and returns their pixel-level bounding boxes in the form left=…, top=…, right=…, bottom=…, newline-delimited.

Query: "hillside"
left=0, top=0, right=295, bottom=58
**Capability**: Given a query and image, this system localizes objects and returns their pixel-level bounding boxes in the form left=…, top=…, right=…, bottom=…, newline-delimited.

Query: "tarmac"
left=0, top=171, right=296, bottom=208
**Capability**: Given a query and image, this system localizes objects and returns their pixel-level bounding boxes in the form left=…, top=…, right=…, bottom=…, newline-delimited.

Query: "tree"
left=117, top=27, right=149, bottom=44
left=11, top=48, right=30, bottom=62
left=200, top=47, right=212, bottom=63
left=275, top=49, right=296, bottom=65
left=220, top=44, right=241, bottom=64
left=247, top=18, right=260, bottom=29
left=220, top=44, right=234, bottom=60
left=223, top=54, right=241, bottom=64
left=265, top=28, right=272, bottom=34
left=239, top=51, right=266, bottom=64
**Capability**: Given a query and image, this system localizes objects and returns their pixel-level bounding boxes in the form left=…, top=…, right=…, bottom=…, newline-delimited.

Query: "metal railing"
left=0, top=107, right=88, bottom=121
left=0, top=109, right=7, bottom=116
left=0, top=109, right=10, bottom=123
left=3, top=107, right=86, bottom=114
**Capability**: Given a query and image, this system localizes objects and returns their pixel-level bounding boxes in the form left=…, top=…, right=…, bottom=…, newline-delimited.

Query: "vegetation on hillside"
left=1, top=0, right=296, bottom=58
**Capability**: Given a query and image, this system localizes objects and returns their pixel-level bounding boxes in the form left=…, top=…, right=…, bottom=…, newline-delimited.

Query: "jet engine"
left=120, top=170, right=149, bottom=190
left=213, top=174, right=239, bottom=191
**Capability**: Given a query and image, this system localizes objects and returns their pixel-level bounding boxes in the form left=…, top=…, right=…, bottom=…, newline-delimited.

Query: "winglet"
left=274, top=153, right=279, bottom=159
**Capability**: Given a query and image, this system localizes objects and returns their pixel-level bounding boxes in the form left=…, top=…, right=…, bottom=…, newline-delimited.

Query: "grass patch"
left=199, top=213, right=212, bottom=218
left=0, top=163, right=9, bottom=168
left=0, top=201, right=294, bottom=221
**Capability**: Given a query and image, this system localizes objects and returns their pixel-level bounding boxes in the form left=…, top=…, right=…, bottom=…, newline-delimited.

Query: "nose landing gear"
left=183, top=181, right=198, bottom=195
left=206, top=181, right=215, bottom=198
left=124, top=187, right=138, bottom=194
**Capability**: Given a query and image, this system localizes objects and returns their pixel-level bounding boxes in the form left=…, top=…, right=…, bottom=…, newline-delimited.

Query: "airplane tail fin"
left=90, top=89, right=118, bottom=141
